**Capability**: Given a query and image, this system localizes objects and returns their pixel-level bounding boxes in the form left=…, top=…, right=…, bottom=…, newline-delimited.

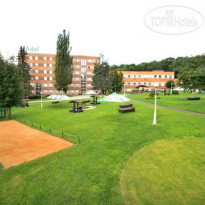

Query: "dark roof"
left=136, top=85, right=147, bottom=88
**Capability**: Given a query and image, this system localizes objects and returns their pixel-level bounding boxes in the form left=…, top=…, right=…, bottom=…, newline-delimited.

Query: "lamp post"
left=153, top=85, right=157, bottom=125
left=40, top=91, right=43, bottom=109
left=171, top=82, right=173, bottom=94
left=124, top=84, right=125, bottom=96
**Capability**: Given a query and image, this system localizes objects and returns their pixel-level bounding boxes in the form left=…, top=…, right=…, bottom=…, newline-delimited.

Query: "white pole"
left=153, top=88, right=157, bottom=125
left=171, top=83, right=172, bottom=94
left=124, top=84, right=125, bottom=96
left=41, top=92, right=43, bottom=109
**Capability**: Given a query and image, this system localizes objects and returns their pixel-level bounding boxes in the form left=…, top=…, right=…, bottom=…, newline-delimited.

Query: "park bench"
left=52, top=101, right=59, bottom=104
left=119, top=104, right=133, bottom=108
left=187, top=97, right=200, bottom=100
left=119, top=104, right=135, bottom=113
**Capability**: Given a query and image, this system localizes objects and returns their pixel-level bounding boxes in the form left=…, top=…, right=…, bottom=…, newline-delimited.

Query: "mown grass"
left=120, top=138, right=205, bottom=205
left=129, top=92, right=205, bottom=113
left=0, top=100, right=205, bottom=204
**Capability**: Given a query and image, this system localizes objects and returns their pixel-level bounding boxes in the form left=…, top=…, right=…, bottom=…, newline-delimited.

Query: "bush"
left=149, top=91, right=155, bottom=98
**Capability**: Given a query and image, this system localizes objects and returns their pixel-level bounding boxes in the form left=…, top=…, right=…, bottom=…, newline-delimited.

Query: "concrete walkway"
left=129, top=97, right=205, bottom=117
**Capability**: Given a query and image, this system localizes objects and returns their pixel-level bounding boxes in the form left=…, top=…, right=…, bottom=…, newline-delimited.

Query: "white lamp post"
left=40, top=92, right=43, bottom=109
left=153, top=84, right=157, bottom=125
left=124, top=84, right=125, bottom=96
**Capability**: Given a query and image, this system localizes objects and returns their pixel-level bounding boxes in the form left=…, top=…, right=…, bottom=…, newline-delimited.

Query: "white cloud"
left=0, top=0, right=205, bottom=64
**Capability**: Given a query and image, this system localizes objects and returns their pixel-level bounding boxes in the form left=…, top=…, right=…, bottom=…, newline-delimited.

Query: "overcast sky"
left=1, top=0, right=205, bottom=65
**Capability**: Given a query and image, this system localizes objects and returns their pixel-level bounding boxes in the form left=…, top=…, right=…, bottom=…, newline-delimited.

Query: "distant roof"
left=121, top=70, right=174, bottom=75
left=136, top=85, right=147, bottom=88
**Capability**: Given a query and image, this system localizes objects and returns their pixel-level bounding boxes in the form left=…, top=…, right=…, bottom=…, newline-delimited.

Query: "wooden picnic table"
left=69, top=100, right=90, bottom=113
left=90, top=95, right=100, bottom=105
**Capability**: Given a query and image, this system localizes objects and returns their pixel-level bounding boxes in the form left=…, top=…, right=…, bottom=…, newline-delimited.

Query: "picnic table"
left=69, top=100, right=90, bottom=113
left=90, top=95, right=100, bottom=105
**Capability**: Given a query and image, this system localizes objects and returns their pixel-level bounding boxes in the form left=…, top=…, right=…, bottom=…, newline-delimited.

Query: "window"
left=128, top=83, right=130, bottom=85
left=35, top=77, right=39, bottom=80
left=49, top=84, right=53, bottom=87
left=73, top=58, right=77, bottom=62
left=159, top=75, right=161, bottom=78
left=43, top=57, right=47, bottom=60
left=44, top=84, right=48, bottom=87
left=154, top=75, right=157, bottom=78
left=144, top=82, right=146, bottom=85
left=149, top=82, right=151, bottom=86
left=159, top=83, right=161, bottom=86
left=165, top=75, right=167, bottom=78
left=138, top=83, right=141, bottom=85
left=35, top=70, right=38, bottom=73
left=49, top=70, right=52, bottom=74
left=44, top=63, right=47, bottom=67
left=88, top=59, right=92, bottom=63
left=49, top=57, right=52, bottom=61
left=49, top=64, right=52, bottom=68
left=134, top=75, right=136, bottom=78
left=128, top=75, right=130, bottom=78
left=44, top=77, right=47, bottom=80
left=44, top=70, right=47, bottom=74
left=138, top=75, right=141, bottom=78
left=81, top=67, right=86, bottom=72
left=30, top=63, right=33, bottom=67
left=81, top=59, right=86, bottom=66
left=88, top=66, right=90, bottom=68
left=49, top=77, right=53, bottom=81
left=77, top=59, right=80, bottom=62
left=35, top=63, right=38, bottom=67
left=169, top=76, right=172, bottom=79
left=35, top=56, right=38, bottom=60
left=77, top=65, right=80, bottom=68
left=134, top=82, right=136, bottom=85
left=29, top=56, right=33, bottom=60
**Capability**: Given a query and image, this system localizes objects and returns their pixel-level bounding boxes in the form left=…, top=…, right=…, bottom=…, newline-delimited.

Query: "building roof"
left=121, top=70, right=174, bottom=75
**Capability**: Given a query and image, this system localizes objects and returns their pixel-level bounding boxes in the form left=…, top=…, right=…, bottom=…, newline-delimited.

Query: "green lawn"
left=129, top=92, right=205, bottom=113
left=0, top=99, right=205, bottom=204
left=121, top=138, right=205, bottom=205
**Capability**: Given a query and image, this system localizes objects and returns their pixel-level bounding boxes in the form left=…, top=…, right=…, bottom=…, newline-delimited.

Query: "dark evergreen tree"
left=0, top=55, right=24, bottom=118
left=165, top=80, right=175, bottom=89
left=92, top=62, right=112, bottom=94
left=18, top=46, right=32, bottom=98
left=55, top=30, right=73, bottom=94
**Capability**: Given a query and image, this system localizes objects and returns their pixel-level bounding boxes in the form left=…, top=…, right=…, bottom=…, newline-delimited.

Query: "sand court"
left=0, top=120, right=73, bottom=168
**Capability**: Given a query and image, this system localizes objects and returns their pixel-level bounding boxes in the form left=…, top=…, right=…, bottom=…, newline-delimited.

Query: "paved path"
left=129, top=97, right=205, bottom=117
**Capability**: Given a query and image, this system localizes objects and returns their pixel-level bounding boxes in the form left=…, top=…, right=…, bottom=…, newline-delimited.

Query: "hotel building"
left=27, top=53, right=100, bottom=96
left=122, top=70, right=176, bottom=92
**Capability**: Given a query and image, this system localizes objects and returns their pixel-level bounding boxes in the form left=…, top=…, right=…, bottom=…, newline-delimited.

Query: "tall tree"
left=18, top=46, right=32, bottom=98
left=110, top=70, right=124, bottom=92
left=0, top=55, right=24, bottom=118
left=92, top=62, right=112, bottom=94
left=55, top=30, right=73, bottom=94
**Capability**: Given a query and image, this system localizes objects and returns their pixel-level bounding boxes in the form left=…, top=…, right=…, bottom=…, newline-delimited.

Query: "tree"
left=0, top=55, right=24, bottom=118
left=110, top=70, right=124, bottom=92
left=177, top=65, right=205, bottom=91
left=165, top=80, right=175, bottom=89
left=18, top=46, right=32, bottom=98
left=55, top=29, right=73, bottom=94
left=92, top=62, right=112, bottom=94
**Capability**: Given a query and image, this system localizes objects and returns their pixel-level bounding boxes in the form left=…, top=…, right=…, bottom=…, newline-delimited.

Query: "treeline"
left=110, top=55, right=205, bottom=75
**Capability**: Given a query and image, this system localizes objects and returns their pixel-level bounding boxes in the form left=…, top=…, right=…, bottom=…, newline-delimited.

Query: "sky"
left=1, top=0, right=205, bottom=65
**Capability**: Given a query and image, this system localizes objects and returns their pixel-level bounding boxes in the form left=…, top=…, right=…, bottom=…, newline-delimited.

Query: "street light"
left=40, top=92, right=43, bottom=109
left=153, top=84, right=157, bottom=125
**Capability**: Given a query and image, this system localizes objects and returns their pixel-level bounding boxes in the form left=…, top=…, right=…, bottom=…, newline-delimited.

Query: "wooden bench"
left=119, top=104, right=132, bottom=108
left=187, top=97, right=200, bottom=100
left=52, top=101, right=59, bottom=104
left=119, top=106, right=135, bottom=113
